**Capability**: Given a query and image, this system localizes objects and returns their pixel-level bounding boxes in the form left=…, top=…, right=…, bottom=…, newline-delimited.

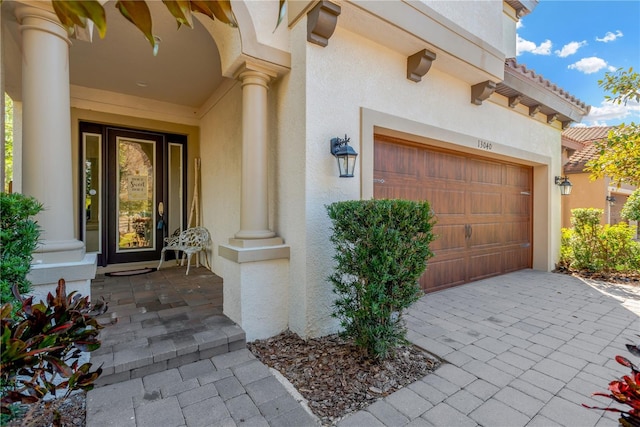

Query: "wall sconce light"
left=330, top=134, right=358, bottom=177
left=606, top=195, right=616, bottom=204
left=555, top=176, right=573, bottom=196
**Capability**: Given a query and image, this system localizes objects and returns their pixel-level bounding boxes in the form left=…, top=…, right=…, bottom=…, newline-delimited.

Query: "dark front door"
left=80, top=123, right=187, bottom=266
left=107, top=128, right=164, bottom=264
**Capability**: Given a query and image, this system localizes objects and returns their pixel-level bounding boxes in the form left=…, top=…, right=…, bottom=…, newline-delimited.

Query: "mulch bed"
left=247, top=330, right=441, bottom=425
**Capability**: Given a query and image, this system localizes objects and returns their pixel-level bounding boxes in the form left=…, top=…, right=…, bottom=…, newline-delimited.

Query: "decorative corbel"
left=471, top=81, right=496, bottom=105
left=561, top=120, right=572, bottom=130
left=529, top=104, right=541, bottom=117
left=406, top=49, right=437, bottom=82
left=547, top=113, right=558, bottom=124
left=508, top=95, right=522, bottom=108
left=307, top=1, right=341, bottom=47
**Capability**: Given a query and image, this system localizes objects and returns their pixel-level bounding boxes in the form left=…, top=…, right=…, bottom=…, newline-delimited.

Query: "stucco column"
left=233, top=67, right=280, bottom=243
left=16, top=4, right=85, bottom=263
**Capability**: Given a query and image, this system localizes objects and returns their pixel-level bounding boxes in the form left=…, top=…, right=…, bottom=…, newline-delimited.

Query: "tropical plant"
left=326, top=199, right=437, bottom=360
left=0, top=193, right=43, bottom=306
left=50, top=0, right=286, bottom=55
left=1, top=280, right=107, bottom=424
left=583, top=343, right=640, bottom=427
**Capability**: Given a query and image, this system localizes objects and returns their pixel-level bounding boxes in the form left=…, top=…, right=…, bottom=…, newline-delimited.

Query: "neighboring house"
left=2, top=0, right=590, bottom=341
left=561, top=126, right=638, bottom=229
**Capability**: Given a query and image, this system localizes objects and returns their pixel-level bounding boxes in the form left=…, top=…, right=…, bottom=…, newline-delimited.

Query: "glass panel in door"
left=83, top=133, right=102, bottom=253
left=117, top=137, right=156, bottom=251
left=107, top=128, right=163, bottom=264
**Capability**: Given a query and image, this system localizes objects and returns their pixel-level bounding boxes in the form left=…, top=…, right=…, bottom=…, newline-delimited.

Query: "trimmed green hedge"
left=1, top=193, right=43, bottom=304
left=326, top=199, right=437, bottom=359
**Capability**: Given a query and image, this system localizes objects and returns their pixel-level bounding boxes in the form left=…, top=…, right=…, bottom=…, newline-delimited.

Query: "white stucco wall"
left=199, top=83, right=243, bottom=275
left=278, top=18, right=563, bottom=338
left=420, top=0, right=504, bottom=52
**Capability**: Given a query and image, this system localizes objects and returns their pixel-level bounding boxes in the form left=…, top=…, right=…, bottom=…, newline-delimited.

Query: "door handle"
left=464, top=224, right=469, bottom=239
left=468, top=225, right=472, bottom=239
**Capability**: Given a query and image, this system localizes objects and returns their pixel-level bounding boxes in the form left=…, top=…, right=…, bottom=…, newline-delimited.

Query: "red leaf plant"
left=583, top=345, right=640, bottom=427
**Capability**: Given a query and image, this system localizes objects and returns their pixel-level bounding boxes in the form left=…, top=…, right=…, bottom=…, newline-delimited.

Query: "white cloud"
left=516, top=20, right=523, bottom=29
left=567, top=57, right=610, bottom=74
left=596, top=30, right=623, bottom=43
left=582, top=99, right=640, bottom=126
left=516, top=35, right=552, bottom=56
left=555, top=41, right=587, bottom=58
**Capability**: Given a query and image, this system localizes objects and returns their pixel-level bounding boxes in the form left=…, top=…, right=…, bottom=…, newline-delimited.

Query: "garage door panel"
left=423, top=151, right=466, bottom=182
left=375, top=185, right=423, bottom=201
left=468, top=252, right=503, bottom=281
left=427, top=188, right=466, bottom=215
left=505, top=165, right=531, bottom=188
left=468, top=159, right=503, bottom=185
left=503, top=247, right=531, bottom=272
left=375, top=141, right=417, bottom=176
left=505, top=195, right=531, bottom=215
left=431, top=224, right=466, bottom=251
left=470, top=192, right=502, bottom=215
left=504, top=221, right=531, bottom=244
left=421, top=258, right=467, bottom=291
left=469, top=223, right=503, bottom=248
left=374, top=136, right=532, bottom=293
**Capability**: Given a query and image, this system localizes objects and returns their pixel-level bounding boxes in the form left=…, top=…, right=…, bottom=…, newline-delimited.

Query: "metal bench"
left=157, top=226, right=211, bottom=275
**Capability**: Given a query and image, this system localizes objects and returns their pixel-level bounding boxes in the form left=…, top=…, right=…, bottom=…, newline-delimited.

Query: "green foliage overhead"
left=586, top=68, right=640, bottom=187
left=0, top=193, right=43, bottom=306
left=621, top=189, right=640, bottom=223
left=326, top=199, right=437, bottom=360
left=50, top=0, right=286, bottom=55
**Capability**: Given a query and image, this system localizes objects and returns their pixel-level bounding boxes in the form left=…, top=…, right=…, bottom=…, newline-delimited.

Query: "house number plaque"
left=477, top=139, right=493, bottom=151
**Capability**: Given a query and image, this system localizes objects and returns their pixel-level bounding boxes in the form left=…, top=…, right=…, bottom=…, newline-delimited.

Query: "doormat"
left=105, top=267, right=156, bottom=277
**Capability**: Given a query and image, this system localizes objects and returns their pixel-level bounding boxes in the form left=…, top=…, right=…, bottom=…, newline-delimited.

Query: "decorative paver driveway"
left=340, top=270, right=640, bottom=427
left=87, top=270, right=639, bottom=426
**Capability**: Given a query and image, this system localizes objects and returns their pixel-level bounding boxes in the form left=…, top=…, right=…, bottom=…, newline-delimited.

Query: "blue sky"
left=516, top=1, right=640, bottom=127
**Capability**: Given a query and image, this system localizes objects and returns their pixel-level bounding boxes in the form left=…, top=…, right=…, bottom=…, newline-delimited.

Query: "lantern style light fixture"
left=555, top=176, right=573, bottom=196
left=606, top=195, right=616, bottom=204
left=330, top=135, right=358, bottom=177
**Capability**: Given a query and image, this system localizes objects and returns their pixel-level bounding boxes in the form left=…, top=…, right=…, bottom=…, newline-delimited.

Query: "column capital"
left=15, top=2, right=71, bottom=46
left=234, top=61, right=279, bottom=82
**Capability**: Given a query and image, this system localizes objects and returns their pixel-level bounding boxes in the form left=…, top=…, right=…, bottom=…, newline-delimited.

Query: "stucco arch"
left=195, top=0, right=291, bottom=78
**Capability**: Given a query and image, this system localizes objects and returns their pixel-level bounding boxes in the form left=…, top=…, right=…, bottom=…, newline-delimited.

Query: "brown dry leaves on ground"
left=248, top=330, right=441, bottom=425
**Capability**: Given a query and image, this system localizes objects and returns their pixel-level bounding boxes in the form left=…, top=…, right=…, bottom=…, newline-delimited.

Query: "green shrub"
left=561, top=208, right=640, bottom=273
left=1, top=280, right=107, bottom=422
left=326, top=199, right=437, bottom=360
left=621, top=189, right=640, bottom=223
left=0, top=193, right=43, bottom=304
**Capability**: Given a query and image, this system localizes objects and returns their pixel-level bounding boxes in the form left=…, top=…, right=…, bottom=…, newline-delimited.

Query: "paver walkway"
left=87, top=270, right=640, bottom=426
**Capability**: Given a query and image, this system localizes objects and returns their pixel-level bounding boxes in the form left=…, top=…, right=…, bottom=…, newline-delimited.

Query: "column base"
left=27, top=253, right=97, bottom=302
left=32, top=239, right=86, bottom=263
left=221, top=257, right=289, bottom=342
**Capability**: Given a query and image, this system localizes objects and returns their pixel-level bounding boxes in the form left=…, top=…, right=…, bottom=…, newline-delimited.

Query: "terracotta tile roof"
left=562, top=126, right=614, bottom=145
left=504, top=58, right=590, bottom=112
left=562, top=126, right=614, bottom=173
left=564, top=143, right=601, bottom=173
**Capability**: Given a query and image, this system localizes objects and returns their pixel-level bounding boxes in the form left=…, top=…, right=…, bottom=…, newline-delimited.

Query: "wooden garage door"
left=374, top=136, right=532, bottom=293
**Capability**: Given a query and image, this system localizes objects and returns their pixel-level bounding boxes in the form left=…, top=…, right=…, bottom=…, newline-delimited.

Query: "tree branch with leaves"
left=585, top=67, right=640, bottom=187
left=51, top=0, right=285, bottom=55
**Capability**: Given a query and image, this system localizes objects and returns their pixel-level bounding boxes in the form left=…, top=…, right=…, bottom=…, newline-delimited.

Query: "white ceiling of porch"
left=69, top=1, right=224, bottom=108
left=3, top=0, right=225, bottom=109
